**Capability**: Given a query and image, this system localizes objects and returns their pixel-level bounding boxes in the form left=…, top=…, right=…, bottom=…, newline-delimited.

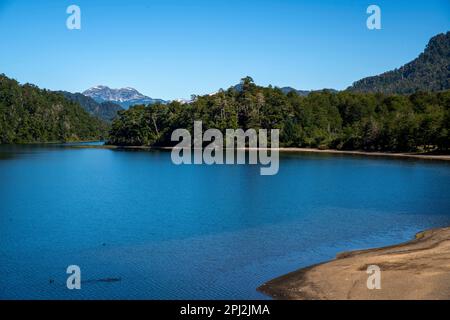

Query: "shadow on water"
left=1, top=143, right=450, bottom=299
left=0, top=141, right=106, bottom=161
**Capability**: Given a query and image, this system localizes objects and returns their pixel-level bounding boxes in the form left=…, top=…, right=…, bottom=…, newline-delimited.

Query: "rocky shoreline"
left=258, top=227, right=450, bottom=300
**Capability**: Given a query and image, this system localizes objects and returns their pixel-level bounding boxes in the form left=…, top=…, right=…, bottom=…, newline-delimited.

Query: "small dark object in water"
left=98, top=278, right=121, bottom=283
left=82, top=277, right=122, bottom=284
left=49, top=279, right=54, bottom=284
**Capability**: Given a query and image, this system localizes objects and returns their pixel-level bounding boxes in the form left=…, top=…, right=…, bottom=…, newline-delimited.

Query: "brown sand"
left=274, top=147, right=450, bottom=161
left=258, top=227, right=450, bottom=300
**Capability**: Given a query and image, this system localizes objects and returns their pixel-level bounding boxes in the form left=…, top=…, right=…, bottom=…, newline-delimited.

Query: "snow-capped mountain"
left=83, top=85, right=167, bottom=109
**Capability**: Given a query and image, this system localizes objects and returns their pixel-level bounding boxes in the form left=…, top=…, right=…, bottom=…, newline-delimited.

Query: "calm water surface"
left=1, top=144, right=450, bottom=299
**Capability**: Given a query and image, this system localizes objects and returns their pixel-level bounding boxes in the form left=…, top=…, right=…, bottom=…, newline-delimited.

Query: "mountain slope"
left=0, top=74, right=107, bottom=144
left=58, top=91, right=123, bottom=122
left=83, top=85, right=166, bottom=109
left=348, top=32, right=450, bottom=94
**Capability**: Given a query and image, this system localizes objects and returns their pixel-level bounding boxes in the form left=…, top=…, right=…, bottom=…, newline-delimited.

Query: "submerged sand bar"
left=258, top=227, right=450, bottom=300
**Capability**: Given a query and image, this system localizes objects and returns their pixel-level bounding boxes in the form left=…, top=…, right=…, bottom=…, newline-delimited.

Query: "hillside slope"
left=348, top=32, right=450, bottom=94
left=0, top=74, right=107, bottom=144
left=59, top=91, right=123, bottom=122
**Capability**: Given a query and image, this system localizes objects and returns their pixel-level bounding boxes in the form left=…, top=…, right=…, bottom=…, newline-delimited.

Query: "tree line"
left=0, top=74, right=108, bottom=144
left=108, top=77, right=450, bottom=152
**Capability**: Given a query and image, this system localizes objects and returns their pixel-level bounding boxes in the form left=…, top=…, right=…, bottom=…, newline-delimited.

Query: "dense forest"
left=109, top=77, right=450, bottom=152
left=349, top=32, right=450, bottom=94
left=58, top=91, right=123, bottom=122
left=2, top=32, right=449, bottom=148
left=0, top=74, right=108, bottom=144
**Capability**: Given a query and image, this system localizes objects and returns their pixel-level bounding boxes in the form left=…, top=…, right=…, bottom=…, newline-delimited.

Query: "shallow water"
left=0, top=145, right=449, bottom=299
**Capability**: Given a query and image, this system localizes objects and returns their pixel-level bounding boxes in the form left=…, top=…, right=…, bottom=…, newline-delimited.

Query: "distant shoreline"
left=276, top=147, right=450, bottom=161
left=72, top=144, right=450, bottom=162
left=258, top=227, right=450, bottom=300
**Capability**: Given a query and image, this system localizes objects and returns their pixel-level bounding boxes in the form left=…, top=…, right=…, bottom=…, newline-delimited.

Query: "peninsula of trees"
left=108, top=32, right=450, bottom=152
left=1, top=32, right=449, bottom=149
left=108, top=78, right=449, bottom=152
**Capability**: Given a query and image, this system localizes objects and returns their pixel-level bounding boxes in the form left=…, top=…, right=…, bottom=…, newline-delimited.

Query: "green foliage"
left=108, top=77, right=450, bottom=152
left=0, top=74, right=108, bottom=144
left=349, top=32, right=450, bottom=94
left=58, top=91, right=123, bottom=122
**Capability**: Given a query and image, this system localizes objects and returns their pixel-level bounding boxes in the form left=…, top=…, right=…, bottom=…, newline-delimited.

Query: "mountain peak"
left=82, top=85, right=167, bottom=109
left=83, top=85, right=147, bottom=101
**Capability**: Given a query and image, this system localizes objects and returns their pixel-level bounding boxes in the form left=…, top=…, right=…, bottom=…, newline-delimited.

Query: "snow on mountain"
left=83, top=85, right=167, bottom=109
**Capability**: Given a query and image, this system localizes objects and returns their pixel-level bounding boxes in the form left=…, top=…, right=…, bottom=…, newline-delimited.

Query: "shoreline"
left=72, top=145, right=450, bottom=162
left=275, top=147, right=450, bottom=161
left=258, top=227, right=450, bottom=300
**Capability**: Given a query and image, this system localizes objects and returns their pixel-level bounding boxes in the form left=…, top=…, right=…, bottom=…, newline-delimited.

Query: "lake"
left=1, top=144, right=449, bottom=299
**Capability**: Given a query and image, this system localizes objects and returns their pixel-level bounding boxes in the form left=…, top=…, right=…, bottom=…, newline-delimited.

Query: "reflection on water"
left=0, top=144, right=449, bottom=299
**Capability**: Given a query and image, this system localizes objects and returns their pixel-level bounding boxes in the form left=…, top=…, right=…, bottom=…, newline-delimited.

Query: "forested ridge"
left=58, top=91, right=123, bottom=123
left=109, top=77, right=450, bottom=152
left=2, top=32, right=449, bottom=149
left=0, top=74, right=108, bottom=144
left=109, top=32, right=450, bottom=152
left=348, top=32, right=450, bottom=94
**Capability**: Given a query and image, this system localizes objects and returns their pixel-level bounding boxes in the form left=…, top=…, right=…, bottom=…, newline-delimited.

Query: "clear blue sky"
left=0, top=0, right=449, bottom=99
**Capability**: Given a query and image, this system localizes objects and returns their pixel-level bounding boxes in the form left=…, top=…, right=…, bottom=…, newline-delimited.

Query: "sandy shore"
left=76, top=145, right=450, bottom=162
left=275, top=148, right=450, bottom=161
left=258, top=227, right=450, bottom=300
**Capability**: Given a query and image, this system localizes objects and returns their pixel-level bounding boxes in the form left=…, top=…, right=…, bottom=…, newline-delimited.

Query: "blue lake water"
left=1, top=144, right=450, bottom=299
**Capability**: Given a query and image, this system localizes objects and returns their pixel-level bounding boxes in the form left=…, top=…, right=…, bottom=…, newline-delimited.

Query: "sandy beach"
left=274, top=148, right=450, bottom=162
left=258, top=227, right=450, bottom=300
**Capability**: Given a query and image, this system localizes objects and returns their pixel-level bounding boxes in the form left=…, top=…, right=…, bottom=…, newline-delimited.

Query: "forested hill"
left=348, top=31, right=450, bottom=94
left=58, top=91, right=123, bottom=122
left=0, top=74, right=108, bottom=144
left=109, top=77, right=450, bottom=152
